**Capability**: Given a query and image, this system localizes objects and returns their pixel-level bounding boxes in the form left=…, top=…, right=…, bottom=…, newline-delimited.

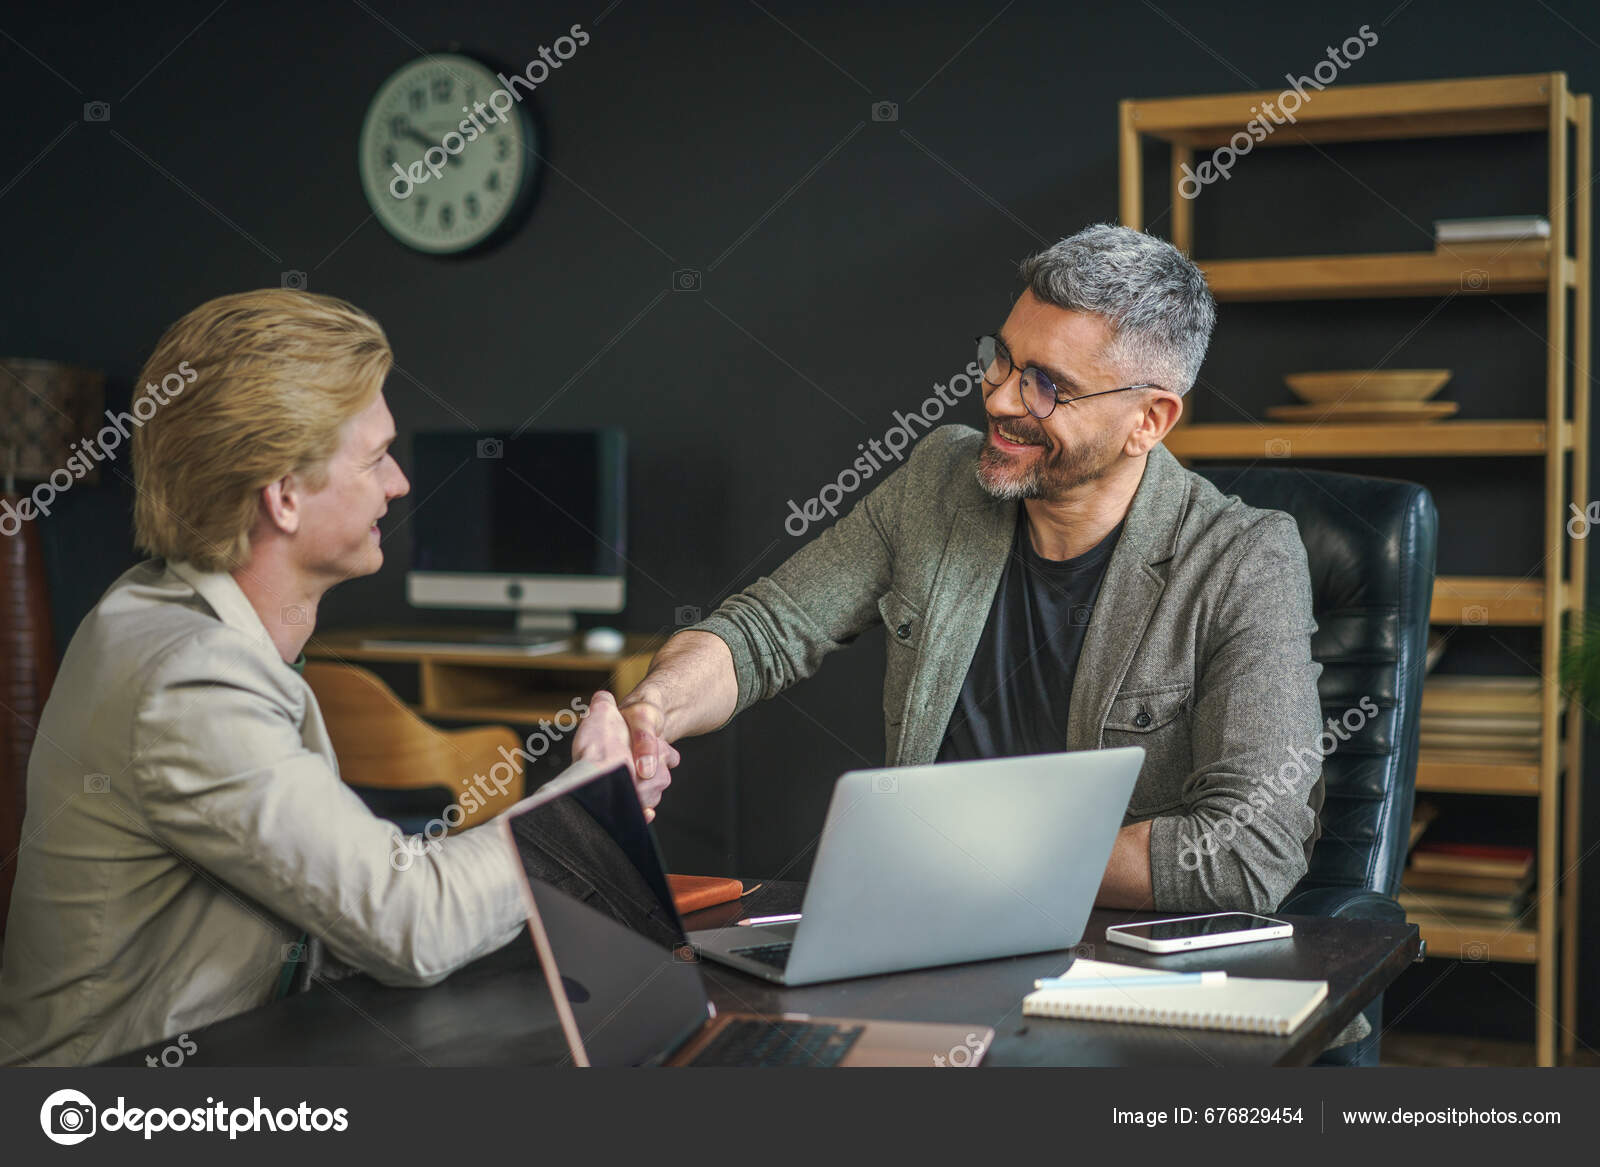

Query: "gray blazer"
left=692, top=425, right=1325, bottom=914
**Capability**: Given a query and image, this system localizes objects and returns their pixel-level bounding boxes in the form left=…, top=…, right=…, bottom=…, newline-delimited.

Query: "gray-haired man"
left=578, top=223, right=1324, bottom=914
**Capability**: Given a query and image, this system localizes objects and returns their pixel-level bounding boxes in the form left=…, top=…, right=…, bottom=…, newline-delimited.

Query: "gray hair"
left=1018, top=224, right=1215, bottom=395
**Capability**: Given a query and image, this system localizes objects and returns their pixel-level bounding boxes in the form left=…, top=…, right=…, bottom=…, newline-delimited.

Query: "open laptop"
left=690, top=748, right=1145, bottom=985
left=499, top=759, right=994, bottom=1067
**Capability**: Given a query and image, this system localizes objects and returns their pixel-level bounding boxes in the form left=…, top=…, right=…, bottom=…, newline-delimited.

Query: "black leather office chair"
left=1194, top=465, right=1437, bottom=1067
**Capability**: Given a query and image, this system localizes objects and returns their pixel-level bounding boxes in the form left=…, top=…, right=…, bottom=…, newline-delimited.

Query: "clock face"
left=358, top=53, right=539, bottom=255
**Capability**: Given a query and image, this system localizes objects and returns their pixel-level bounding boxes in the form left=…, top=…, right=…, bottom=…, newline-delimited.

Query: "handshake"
left=570, top=688, right=679, bottom=822
left=567, top=630, right=736, bottom=822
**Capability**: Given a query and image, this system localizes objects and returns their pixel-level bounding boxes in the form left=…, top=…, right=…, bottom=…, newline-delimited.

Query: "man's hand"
left=616, top=688, right=675, bottom=810
left=573, top=690, right=678, bottom=821
left=569, top=631, right=734, bottom=822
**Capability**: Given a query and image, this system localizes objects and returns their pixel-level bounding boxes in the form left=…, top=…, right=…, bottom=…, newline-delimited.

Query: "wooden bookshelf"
left=1200, top=248, right=1568, bottom=301
left=1163, top=420, right=1562, bottom=460
left=1122, top=73, right=1590, bottom=1065
left=1415, top=753, right=1542, bottom=795
left=1429, top=576, right=1549, bottom=625
left=1414, top=919, right=1539, bottom=964
left=1124, top=73, right=1557, bottom=149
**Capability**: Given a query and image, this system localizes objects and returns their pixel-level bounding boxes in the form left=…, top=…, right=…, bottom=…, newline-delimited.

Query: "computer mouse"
left=582, top=627, right=625, bottom=654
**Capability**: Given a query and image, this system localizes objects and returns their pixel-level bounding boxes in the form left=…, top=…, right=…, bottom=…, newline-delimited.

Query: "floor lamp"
left=0, top=358, right=103, bottom=935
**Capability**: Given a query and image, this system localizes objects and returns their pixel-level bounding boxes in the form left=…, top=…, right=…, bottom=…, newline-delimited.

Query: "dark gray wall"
left=4, top=0, right=1597, bottom=1047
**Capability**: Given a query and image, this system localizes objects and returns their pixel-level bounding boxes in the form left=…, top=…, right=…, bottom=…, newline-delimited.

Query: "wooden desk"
left=304, top=626, right=660, bottom=725
left=689, top=884, right=1419, bottom=1067
left=100, top=883, right=1420, bottom=1068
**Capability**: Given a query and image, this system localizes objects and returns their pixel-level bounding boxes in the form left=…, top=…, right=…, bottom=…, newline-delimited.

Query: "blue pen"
left=1033, top=970, right=1227, bottom=990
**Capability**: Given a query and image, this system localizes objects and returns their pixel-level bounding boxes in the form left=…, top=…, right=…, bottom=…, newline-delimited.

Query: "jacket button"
left=896, top=622, right=912, bottom=640
left=1134, top=707, right=1153, bottom=728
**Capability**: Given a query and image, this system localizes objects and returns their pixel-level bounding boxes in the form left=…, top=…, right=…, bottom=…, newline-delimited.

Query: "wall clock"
left=358, top=52, right=541, bottom=256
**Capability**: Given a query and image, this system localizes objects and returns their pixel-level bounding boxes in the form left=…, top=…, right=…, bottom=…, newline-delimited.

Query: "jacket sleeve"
left=686, top=432, right=930, bottom=723
left=1146, top=513, right=1325, bottom=913
left=127, top=635, right=528, bottom=987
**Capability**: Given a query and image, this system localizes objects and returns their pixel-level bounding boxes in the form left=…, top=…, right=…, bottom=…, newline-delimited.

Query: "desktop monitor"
left=407, top=429, right=626, bottom=638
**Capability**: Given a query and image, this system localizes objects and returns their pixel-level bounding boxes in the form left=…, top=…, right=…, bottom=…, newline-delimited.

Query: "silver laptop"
left=500, top=759, right=994, bottom=1067
left=690, top=748, right=1144, bottom=986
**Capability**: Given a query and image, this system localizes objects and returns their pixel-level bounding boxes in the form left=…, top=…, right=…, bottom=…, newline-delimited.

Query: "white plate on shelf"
left=1284, top=369, right=1452, bottom=403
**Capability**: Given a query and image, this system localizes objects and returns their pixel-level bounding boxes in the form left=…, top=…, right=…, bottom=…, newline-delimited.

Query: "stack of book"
left=1433, top=215, right=1550, bottom=247
left=1419, top=676, right=1541, bottom=765
left=1398, top=843, right=1535, bottom=921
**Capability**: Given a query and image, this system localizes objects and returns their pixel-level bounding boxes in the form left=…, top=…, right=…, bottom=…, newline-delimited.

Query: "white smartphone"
left=1105, top=911, right=1293, bottom=954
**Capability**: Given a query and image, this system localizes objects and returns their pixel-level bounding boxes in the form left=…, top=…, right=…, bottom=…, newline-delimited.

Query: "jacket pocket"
left=1102, top=682, right=1192, bottom=817
left=877, top=589, right=923, bottom=727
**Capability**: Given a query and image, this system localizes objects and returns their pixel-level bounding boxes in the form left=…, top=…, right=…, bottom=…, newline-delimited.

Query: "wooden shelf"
left=1122, top=70, right=1590, bottom=1066
left=1415, top=918, right=1539, bottom=963
left=1198, top=248, right=1567, bottom=300
left=1429, top=576, right=1548, bottom=625
left=1416, top=752, right=1542, bottom=795
left=1125, top=73, right=1560, bottom=148
left=1165, top=420, right=1559, bottom=459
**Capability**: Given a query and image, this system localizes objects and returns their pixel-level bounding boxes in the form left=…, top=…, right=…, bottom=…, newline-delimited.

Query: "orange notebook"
left=666, top=875, right=747, bottom=915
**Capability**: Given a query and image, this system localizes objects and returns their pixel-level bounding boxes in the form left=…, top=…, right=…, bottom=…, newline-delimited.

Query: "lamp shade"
left=1, top=358, right=106, bottom=485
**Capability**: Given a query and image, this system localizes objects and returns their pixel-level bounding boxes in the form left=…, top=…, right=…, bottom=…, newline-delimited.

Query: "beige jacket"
left=0, top=560, right=526, bottom=1066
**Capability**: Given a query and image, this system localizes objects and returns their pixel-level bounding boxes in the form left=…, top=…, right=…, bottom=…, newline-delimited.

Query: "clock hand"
left=395, top=124, right=461, bottom=165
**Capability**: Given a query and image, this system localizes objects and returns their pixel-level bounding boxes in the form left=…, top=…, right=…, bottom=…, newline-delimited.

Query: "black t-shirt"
left=936, top=507, right=1123, bottom=762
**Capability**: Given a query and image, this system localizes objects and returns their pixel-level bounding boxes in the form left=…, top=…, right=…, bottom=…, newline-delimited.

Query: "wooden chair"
left=302, top=661, right=524, bottom=832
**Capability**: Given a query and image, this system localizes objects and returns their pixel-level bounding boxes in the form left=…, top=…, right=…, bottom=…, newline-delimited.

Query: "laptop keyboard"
left=689, top=1019, right=864, bottom=1068
left=729, top=941, right=793, bottom=969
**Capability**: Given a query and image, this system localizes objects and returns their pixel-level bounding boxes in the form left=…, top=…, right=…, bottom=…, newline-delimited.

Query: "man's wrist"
left=618, top=680, right=670, bottom=732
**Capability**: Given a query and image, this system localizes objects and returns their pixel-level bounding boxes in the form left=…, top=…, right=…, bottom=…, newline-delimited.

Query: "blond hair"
left=131, top=289, right=391, bottom=573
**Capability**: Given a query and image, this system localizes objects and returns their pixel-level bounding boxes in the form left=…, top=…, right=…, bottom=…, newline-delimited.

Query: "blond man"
left=0, top=290, right=639, bottom=1065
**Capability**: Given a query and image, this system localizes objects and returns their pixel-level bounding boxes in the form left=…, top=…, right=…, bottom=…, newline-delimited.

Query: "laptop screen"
left=504, top=763, right=711, bottom=1066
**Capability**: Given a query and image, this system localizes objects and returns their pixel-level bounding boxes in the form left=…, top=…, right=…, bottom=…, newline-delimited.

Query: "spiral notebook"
left=1022, top=960, right=1328, bottom=1036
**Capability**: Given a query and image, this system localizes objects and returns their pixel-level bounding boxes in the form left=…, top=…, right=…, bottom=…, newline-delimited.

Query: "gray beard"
left=975, top=435, right=1114, bottom=501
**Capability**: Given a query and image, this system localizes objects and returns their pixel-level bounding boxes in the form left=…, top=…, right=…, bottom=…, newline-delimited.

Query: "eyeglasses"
left=976, top=334, right=1163, bottom=420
